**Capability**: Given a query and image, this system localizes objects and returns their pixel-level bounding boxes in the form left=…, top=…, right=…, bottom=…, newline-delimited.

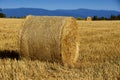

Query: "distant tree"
left=105, top=17, right=109, bottom=20
left=99, top=17, right=106, bottom=20
left=76, top=17, right=84, bottom=20
left=0, top=13, right=6, bottom=18
left=0, top=8, right=6, bottom=18
left=92, top=16, right=98, bottom=20
left=20, top=16, right=26, bottom=18
left=110, top=15, right=117, bottom=20
left=117, top=15, right=120, bottom=20
left=9, top=16, right=17, bottom=18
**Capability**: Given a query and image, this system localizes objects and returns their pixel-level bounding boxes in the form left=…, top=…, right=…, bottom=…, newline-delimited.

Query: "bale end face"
left=61, top=17, right=79, bottom=67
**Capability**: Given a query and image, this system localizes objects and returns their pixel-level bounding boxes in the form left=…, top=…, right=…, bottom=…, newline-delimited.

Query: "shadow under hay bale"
left=117, top=76, right=120, bottom=80
left=0, top=50, right=20, bottom=60
left=19, top=16, right=79, bottom=67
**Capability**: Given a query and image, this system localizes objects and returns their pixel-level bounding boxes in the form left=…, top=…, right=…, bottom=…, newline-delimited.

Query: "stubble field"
left=0, top=18, right=120, bottom=80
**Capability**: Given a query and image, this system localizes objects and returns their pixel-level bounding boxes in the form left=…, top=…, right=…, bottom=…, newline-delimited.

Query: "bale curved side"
left=19, top=16, right=79, bottom=66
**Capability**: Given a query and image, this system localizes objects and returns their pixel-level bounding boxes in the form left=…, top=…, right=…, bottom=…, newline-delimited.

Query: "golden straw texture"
left=19, top=16, right=79, bottom=67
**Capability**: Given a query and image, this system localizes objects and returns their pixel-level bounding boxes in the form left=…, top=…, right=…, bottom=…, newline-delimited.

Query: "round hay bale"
left=86, top=16, right=92, bottom=21
left=19, top=16, right=79, bottom=67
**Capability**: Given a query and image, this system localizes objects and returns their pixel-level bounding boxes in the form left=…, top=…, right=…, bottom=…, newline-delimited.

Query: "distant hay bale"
left=19, top=16, right=79, bottom=67
left=86, top=16, right=92, bottom=21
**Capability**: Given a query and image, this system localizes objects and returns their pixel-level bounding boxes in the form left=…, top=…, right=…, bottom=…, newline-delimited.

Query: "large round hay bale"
left=19, top=16, right=79, bottom=67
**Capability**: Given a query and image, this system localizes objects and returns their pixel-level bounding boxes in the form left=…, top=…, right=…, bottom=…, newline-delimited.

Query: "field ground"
left=0, top=18, right=120, bottom=80
left=0, top=18, right=24, bottom=51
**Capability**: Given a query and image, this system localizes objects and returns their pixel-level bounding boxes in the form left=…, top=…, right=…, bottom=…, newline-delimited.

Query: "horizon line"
left=1, top=7, right=120, bottom=12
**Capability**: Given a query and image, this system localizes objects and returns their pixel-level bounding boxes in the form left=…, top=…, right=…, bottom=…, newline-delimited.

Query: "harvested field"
left=0, top=18, right=24, bottom=51
left=77, top=21, right=120, bottom=63
left=0, top=18, right=120, bottom=80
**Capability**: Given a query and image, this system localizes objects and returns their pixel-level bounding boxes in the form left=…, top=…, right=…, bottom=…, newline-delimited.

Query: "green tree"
left=0, top=13, right=6, bottom=18
left=92, top=16, right=98, bottom=20
left=117, top=15, right=120, bottom=20
left=0, top=8, right=6, bottom=18
left=99, top=17, right=106, bottom=20
left=110, top=15, right=117, bottom=20
left=76, top=17, right=84, bottom=20
left=21, top=16, right=26, bottom=18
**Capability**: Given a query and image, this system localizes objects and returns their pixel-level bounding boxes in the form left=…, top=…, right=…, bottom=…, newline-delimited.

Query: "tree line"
left=92, top=15, right=120, bottom=20
left=1, top=12, right=120, bottom=20
left=0, top=12, right=26, bottom=18
left=76, top=14, right=120, bottom=20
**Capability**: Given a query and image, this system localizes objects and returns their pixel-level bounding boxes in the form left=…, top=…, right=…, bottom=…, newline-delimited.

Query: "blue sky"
left=0, top=0, right=120, bottom=11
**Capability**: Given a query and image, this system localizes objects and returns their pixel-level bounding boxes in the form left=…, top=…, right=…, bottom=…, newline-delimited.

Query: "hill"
left=1, top=8, right=120, bottom=18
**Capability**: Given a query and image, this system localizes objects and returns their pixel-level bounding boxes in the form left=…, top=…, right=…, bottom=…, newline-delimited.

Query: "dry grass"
left=0, top=18, right=24, bottom=51
left=0, top=18, right=120, bottom=80
left=77, top=21, right=120, bottom=63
